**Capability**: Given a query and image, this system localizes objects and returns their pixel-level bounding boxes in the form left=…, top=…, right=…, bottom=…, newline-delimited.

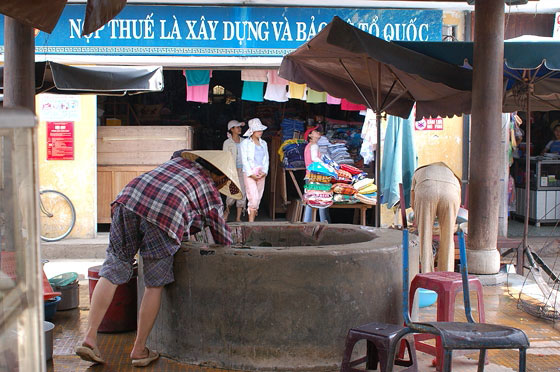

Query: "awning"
left=0, top=62, right=164, bottom=96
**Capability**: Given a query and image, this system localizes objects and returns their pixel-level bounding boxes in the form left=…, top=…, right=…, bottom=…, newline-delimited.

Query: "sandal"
left=131, top=348, right=160, bottom=368
left=75, top=343, right=104, bottom=364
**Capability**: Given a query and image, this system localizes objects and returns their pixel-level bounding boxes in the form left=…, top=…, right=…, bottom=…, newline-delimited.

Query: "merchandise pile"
left=303, top=156, right=377, bottom=208
left=280, top=118, right=305, bottom=142
left=278, top=139, right=306, bottom=169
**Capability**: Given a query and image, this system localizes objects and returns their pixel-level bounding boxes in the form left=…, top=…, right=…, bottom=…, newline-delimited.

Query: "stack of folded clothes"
left=328, top=142, right=354, bottom=165
left=303, top=162, right=336, bottom=209
left=318, top=135, right=330, bottom=156
left=278, top=139, right=306, bottom=169
left=352, top=177, right=377, bottom=205
left=281, top=118, right=305, bottom=141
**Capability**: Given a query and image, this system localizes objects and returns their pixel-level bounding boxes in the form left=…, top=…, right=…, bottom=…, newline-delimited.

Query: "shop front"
left=1, top=3, right=466, bottom=237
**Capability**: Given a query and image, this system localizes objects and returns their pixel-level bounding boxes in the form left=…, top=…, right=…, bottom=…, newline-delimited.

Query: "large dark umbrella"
left=396, top=36, right=560, bottom=273
left=279, top=16, right=474, bottom=226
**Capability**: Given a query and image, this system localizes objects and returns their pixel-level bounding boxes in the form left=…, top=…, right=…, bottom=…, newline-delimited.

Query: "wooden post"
left=467, top=0, right=504, bottom=274
left=3, top=17, right=35, bottom=111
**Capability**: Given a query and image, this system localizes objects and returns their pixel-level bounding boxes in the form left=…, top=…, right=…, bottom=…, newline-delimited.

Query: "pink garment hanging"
left=186, top=84, right=209, bottom=103
left=326, top=94, right=341, bottom=105
left=341, top=99, right=366, bottom=111
left=241, top=70, right=268, bottom=82
left=267, top=70, right=289, bottom=85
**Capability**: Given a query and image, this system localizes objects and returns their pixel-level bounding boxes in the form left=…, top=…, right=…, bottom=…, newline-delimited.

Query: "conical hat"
left=181, top=150, right=242, bottom=200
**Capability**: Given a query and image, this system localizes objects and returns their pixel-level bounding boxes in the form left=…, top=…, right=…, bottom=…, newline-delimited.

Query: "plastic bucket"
left=53, top=280, right=79, bottom=310
left=88, top=265, right=137, bottom=333
left=44, top=321, right=54, bottom=361
left=44, top=296, right=61, bottom=321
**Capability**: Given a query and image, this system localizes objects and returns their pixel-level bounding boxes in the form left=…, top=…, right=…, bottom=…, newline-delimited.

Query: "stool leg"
left=340, top=334, right=359, bottom=372
left=519, top=348, right=527, bottom=372
left=442, top=349, right=453, bottom=372
left=473, top=280, right=486, bottom=323
left=366, top=340, right=379, bottom=370
left=477, top=349, right=486, bottom=372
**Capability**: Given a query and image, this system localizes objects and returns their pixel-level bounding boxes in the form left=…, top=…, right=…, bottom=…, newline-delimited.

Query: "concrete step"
left=40, top=233, right=109, bottom=260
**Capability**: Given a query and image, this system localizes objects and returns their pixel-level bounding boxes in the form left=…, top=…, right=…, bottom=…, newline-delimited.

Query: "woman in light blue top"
left=240, top=118, right=269, bottom=222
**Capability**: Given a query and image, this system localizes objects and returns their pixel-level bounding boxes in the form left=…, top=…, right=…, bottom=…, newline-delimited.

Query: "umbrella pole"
left=375, top=62, right=382, bottom=227
left=520, top=82, right=532, bottom=275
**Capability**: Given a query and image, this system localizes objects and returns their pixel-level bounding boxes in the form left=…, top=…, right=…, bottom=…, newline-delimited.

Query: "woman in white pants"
left=223, top=120, right=247, bottom=222
left=240, top=118, right=269, bottom=222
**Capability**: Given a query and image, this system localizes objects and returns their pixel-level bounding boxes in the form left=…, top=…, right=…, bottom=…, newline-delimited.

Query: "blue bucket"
left=418, top=288, right=438, bottom=308
left=44, top=296, right=61, bottom=321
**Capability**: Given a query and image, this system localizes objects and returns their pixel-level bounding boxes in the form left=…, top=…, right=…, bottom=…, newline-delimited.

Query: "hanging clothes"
left=264, top=84, right=289, bottom=102
left=185, top=70, right=211, bottom=86
left=288, top=82, right=306, bottom=100
left=306, top=89, right=327, bottom=104
left=241, top=70, right=268, bottom=82
left=341, top=99, right=366, bottom=111
left=380, top=112, right=418, bottom=209
left=267, top=70, right=289, bottom=85
left=327, top=94, right=341, bottom=105
left=241, top=81, right=264, bottom=102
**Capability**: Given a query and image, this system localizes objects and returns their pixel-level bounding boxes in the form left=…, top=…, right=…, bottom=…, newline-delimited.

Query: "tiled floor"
left=47, top=269, right=560, bottom=372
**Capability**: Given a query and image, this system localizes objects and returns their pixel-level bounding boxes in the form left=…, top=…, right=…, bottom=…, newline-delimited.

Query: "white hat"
left=227, top=120, right=245, bottom=130
left=243, top=118, right=267, bottom=137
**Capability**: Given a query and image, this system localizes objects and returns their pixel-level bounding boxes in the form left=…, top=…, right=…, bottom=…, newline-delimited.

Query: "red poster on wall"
left=47, top=121, right=74, bottom=160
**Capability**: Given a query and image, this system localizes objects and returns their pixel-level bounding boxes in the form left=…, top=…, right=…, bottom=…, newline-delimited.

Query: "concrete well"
left=144, top=223, right=403, bottom=371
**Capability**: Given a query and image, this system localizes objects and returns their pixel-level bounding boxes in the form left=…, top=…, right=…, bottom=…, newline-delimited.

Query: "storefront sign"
left=0, top=5, right=442, bottom=57
left=554, top=12, right=560, bottom=39
left=415, top=117, right=443, bottom=131
left=47, top=122, right=74, bottom=160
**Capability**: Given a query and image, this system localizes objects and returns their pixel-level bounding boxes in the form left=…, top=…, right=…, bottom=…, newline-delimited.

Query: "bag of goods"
left=303, top=190, right=333, bottom=209
left=358, top=184, right=377, bottom=195
left=340, top=164, right=363, bottom=175
left=322, top=154, right=340, bottom=170
left=353, top=178, right=375, bottom=191
left=308, top=173, right=333, bottom=183
left=333, top=194, right=358, bottom=204
left=304, top=182, right=332, bottom=192
left=331, top=183, right=357, bottom=195
left=307, top=161, right=337, bottom=178
left=335, top=169, right=353, bottom=183
left=355, top=193, right=376, bottom=205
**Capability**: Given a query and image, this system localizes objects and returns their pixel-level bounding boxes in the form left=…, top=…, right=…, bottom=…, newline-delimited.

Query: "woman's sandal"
left=75, top=343, right=104, bottom=364
left=131, top=348, right=160, bottom=368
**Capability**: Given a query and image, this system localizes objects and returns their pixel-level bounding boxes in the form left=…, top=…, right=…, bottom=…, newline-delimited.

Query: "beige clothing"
left=411, top=163, right=461, bottom=273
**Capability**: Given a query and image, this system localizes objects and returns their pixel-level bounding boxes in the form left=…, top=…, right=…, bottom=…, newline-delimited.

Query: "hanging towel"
left=185, top=70, right=211, bottom=86
left=264, top=84, right=289, bottom=102
left=341, top=99, right=367, bottom=111
left=242, top=81, right=264, bottom=102
left=241, top=70, right=268, bottom=82
left=288, top=82, right=306, bottom=100
left=327, top=94, right=341, bottom=105
left=306, top=89, right=327, bottom=104
left=186, top=85, right=209, bottom=103
left=380, top=111, right=417, bottom=209
left=267, top=70, right=289, bottom=85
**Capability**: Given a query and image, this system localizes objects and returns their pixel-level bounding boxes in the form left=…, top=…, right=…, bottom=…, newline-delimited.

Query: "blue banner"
left=0, top=5, right=442, bottom=57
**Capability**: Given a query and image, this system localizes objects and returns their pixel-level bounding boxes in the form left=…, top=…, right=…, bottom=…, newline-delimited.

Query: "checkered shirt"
left=112, top=157, right=232, bottom=246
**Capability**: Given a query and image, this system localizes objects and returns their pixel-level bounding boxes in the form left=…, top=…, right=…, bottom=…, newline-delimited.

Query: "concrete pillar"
left=467, top=0, right=504, bottom=274
left=3, top=17, right=35, bottom=111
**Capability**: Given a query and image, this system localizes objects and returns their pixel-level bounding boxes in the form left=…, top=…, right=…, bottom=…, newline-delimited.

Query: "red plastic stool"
left=409, top=271, right=485, bottom=371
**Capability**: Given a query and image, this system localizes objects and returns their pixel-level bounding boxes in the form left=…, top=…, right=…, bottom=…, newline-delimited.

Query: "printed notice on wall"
left=415, top=117, right=444, bottom=131
left=47, top=122, right=74, bottom=160
left=39, top=95, right=81, bottom=122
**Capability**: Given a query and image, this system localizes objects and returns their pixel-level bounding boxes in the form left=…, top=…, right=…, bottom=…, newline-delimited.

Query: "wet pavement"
left=46, top=269, right=560, bottom=372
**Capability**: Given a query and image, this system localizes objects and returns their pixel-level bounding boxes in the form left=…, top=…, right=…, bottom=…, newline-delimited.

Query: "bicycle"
left=39, top=190, right=76, bottom=242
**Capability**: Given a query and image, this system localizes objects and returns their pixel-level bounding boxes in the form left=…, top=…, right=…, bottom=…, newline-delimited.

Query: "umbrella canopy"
left=0, top=0, right=125, bottom=34
left=279, top=16, right=474, bottom=120
left=396, top=36, right=560, bottom=113
left=0, top=61, right=164, bottom=95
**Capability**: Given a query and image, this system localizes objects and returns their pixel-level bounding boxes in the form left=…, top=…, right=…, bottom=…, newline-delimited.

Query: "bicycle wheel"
left=40, top=190, right=76, bottom=242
